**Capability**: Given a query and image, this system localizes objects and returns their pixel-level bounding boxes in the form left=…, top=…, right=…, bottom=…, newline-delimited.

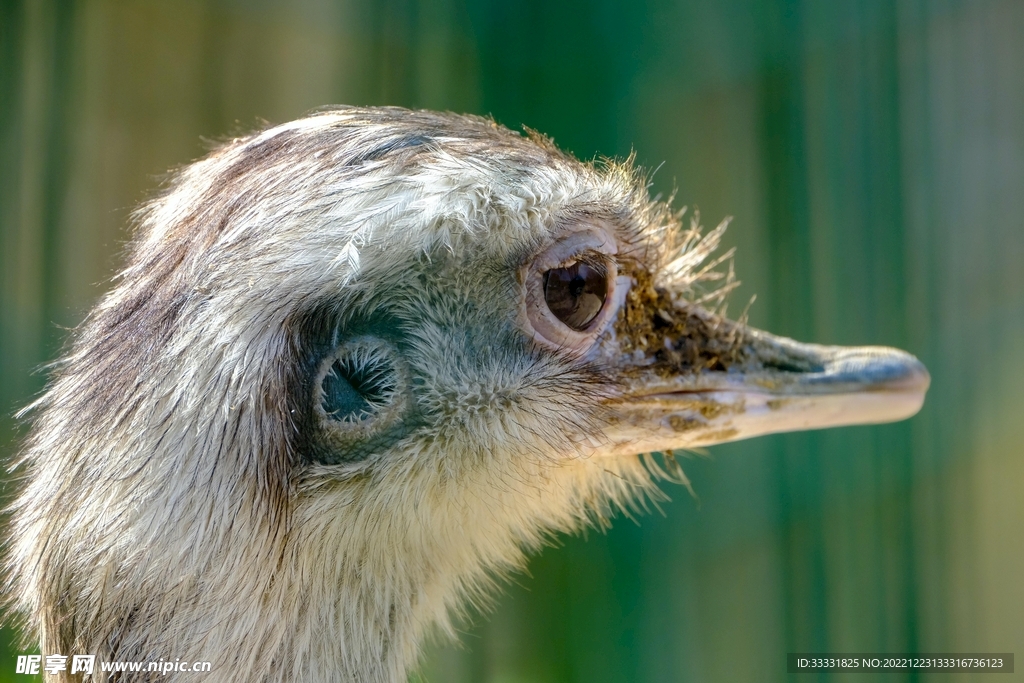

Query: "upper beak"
left=600, top=279, right=930, bottom=456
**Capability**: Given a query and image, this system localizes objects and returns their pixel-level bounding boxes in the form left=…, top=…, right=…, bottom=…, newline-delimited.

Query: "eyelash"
left=559, top=250, right=610, bottom=273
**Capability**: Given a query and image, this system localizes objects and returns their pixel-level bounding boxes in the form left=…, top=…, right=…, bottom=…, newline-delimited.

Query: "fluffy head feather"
left=6, top=106, right=928, bottom=682
left=7, top=108, right=678, bottom=682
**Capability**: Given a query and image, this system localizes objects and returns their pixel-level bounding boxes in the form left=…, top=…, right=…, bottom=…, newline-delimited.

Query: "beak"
left=600, top=275, right=930, bottom=456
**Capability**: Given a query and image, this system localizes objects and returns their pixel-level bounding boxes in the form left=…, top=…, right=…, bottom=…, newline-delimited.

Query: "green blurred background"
left=1, top=0, right=1022, bottom=681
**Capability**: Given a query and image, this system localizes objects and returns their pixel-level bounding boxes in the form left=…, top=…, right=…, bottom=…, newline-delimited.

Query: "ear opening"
left=309, top=335, right=413, bottom=465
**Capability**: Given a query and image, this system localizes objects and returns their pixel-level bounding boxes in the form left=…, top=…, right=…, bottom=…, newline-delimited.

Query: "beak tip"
left=905, top=357, right=931, bottom=394
left=829, top=346, right=931, bottom=423
left=825, top=346, right=931, bottom=395
left=896, top=355, right=931, bottom=418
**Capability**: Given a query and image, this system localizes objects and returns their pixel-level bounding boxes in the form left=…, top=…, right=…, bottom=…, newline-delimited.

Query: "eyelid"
left=568, top=251, right=610, bottom=271
left=549, top=248, right=610, bottom=272
left=531, top=229, right=618, bottom=271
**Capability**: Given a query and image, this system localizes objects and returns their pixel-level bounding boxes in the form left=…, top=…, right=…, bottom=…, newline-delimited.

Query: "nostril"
left=758, top=357, right=825, bottom=374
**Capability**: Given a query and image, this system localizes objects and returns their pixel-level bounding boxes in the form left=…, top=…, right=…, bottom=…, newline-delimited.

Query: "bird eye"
left=522, top=228, right=621, bottom=354
left=543, top=261, right=608, bottom=330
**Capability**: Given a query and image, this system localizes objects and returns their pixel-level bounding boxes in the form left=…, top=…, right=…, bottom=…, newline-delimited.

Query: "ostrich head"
left=7, top=107, right=928, bottom=682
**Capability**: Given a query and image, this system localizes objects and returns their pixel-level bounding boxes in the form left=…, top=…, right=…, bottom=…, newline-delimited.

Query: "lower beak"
left=602, top=326, right=930, bottom=456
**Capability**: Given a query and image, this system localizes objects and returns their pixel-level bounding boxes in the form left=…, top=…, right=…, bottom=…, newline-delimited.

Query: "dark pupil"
left=543, top=261, right=608, bottom=331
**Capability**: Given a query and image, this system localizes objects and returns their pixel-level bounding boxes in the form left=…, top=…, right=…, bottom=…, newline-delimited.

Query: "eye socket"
left=543, top=261, right=608, bottom=330
left=522, top=227, right=622, bottom=354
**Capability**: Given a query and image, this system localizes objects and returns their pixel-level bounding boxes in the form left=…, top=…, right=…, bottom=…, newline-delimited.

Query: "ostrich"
left=6, top=107, right=928, bottom=682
